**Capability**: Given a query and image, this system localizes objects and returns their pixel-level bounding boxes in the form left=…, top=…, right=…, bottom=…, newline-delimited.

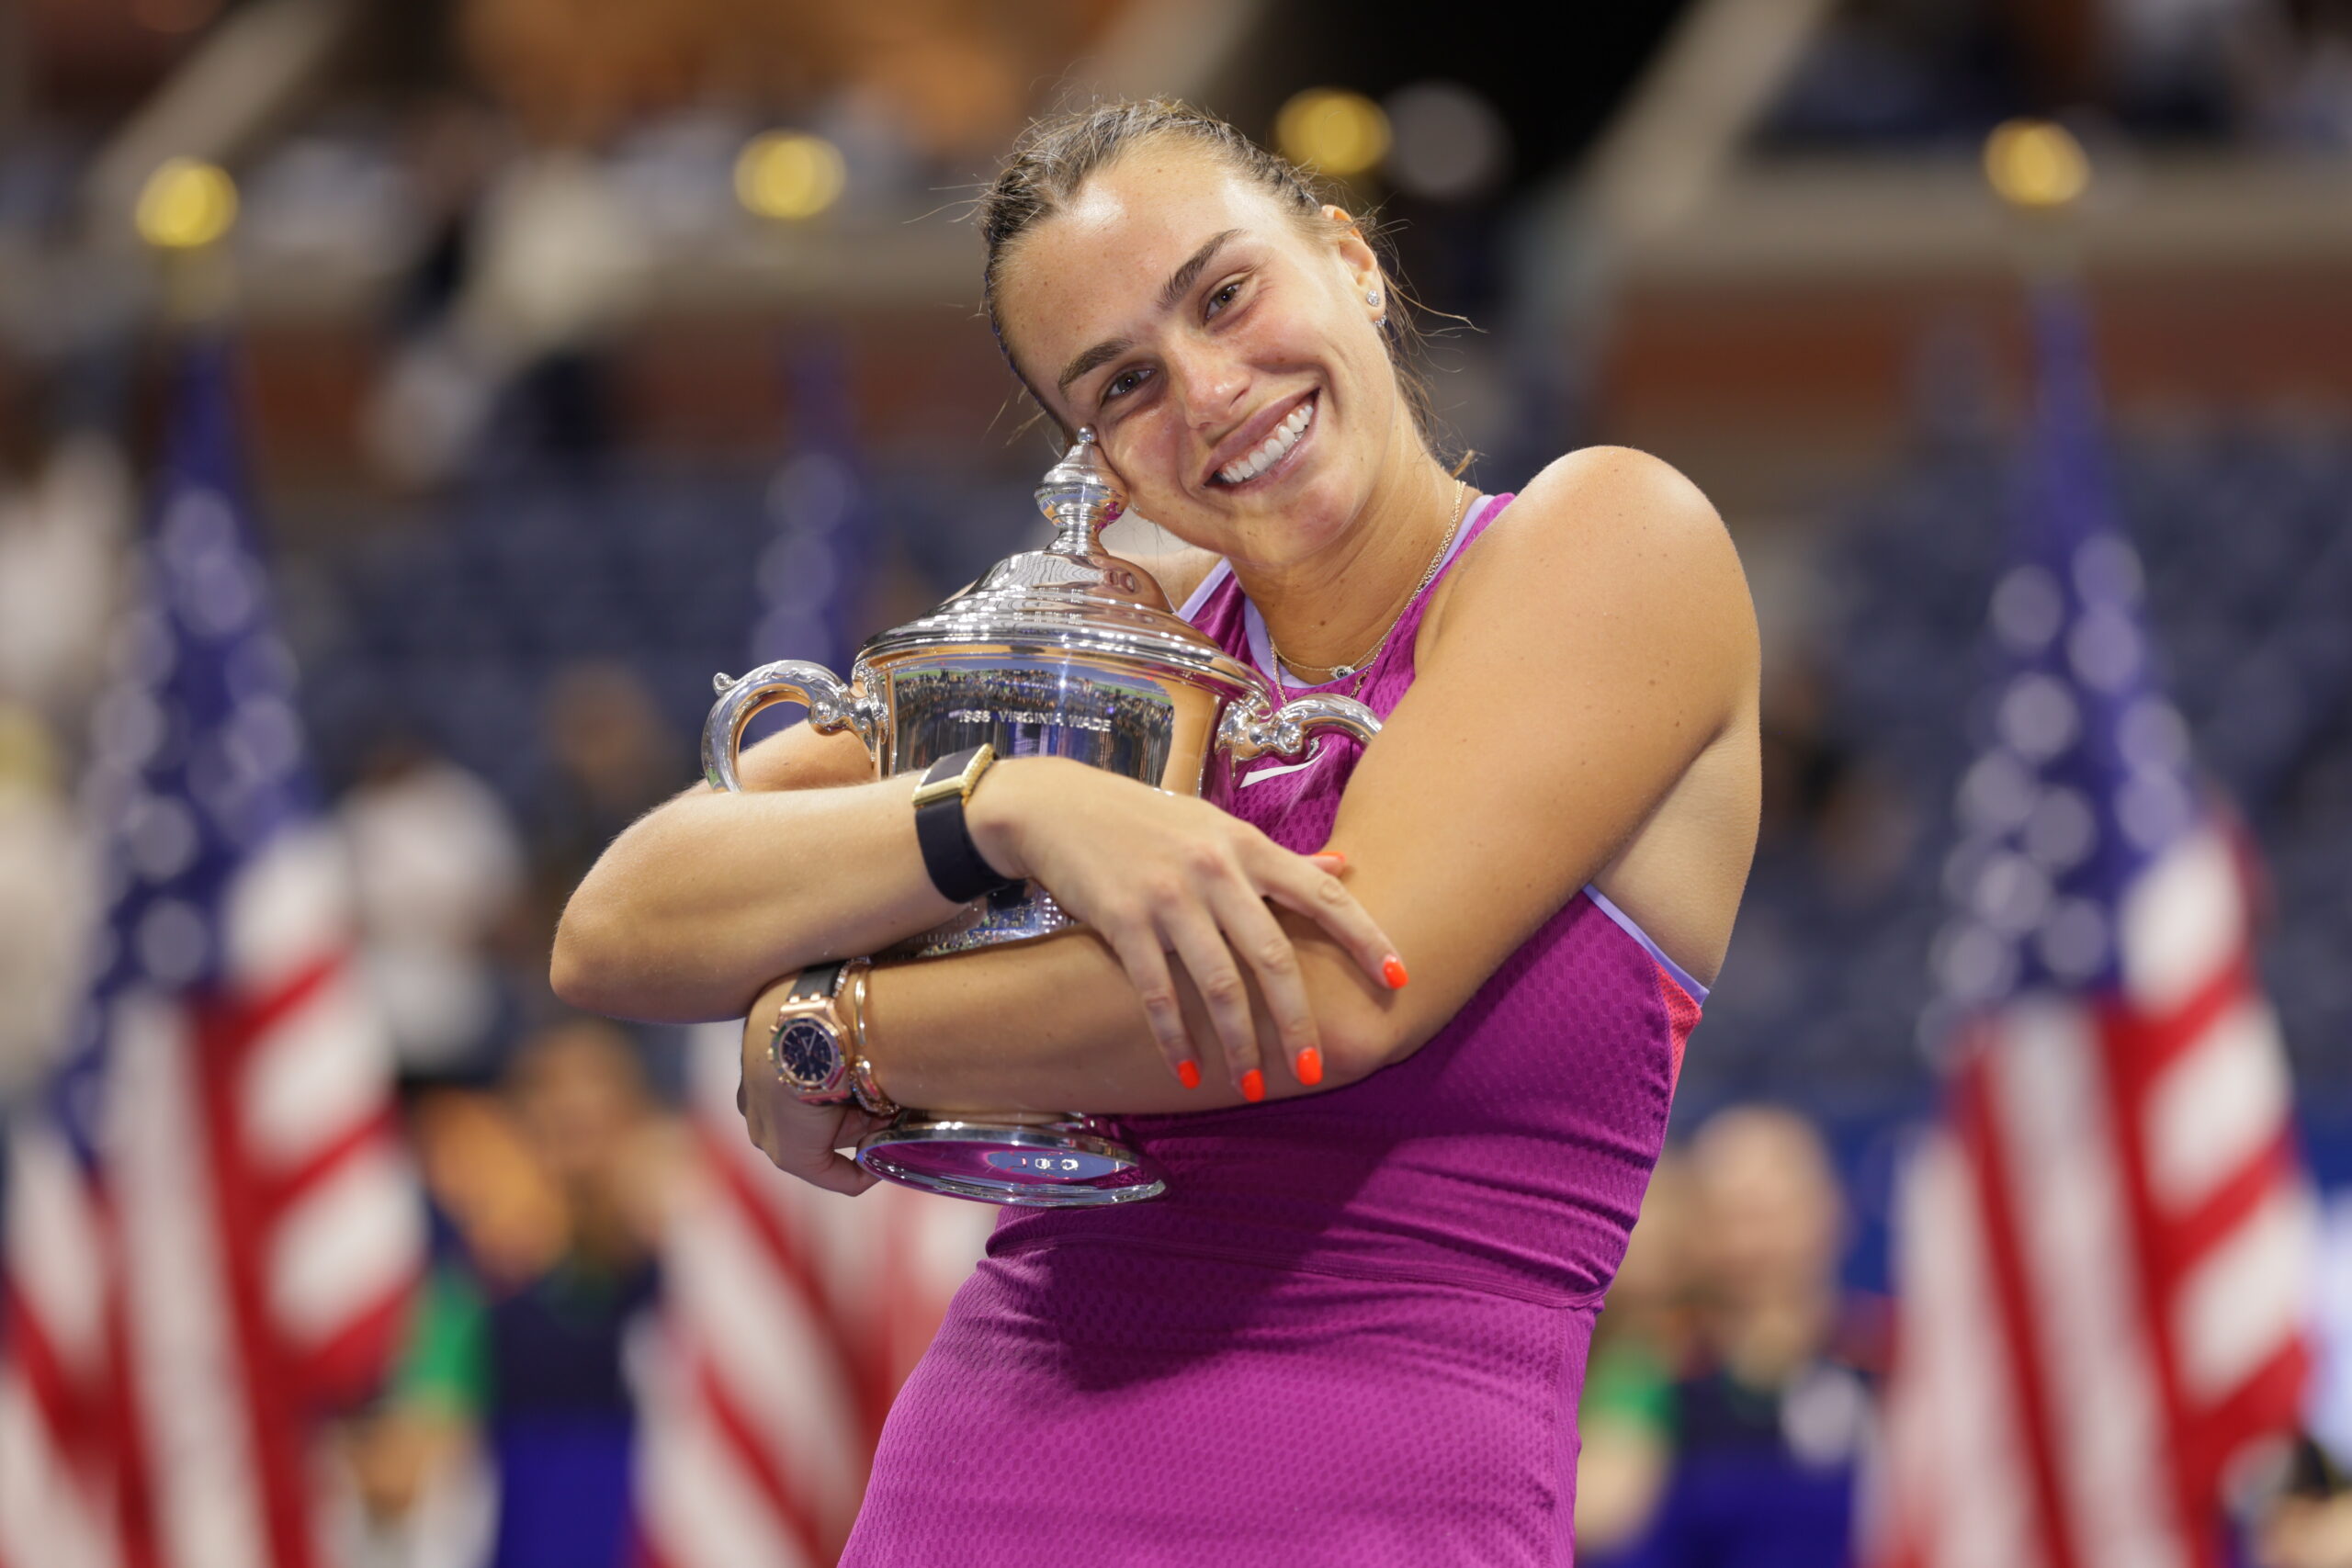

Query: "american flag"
left=630, top=1024, right=991, bottom=1568
left=1863, top=295, right=2314, bottom=1568
left=0, top=338, right=424, bottom=1568
left=630, top=342, right=990, bottom=1568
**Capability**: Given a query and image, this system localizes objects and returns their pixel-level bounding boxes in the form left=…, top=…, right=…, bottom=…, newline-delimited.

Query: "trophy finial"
left=1037, top=426, right=1125, bottom=554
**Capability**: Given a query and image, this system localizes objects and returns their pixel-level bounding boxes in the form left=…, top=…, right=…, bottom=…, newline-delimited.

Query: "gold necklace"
left=1265, top=479, right=1471, bottom=687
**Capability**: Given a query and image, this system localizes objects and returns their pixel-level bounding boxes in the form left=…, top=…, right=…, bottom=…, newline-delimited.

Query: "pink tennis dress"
left=842, top=494, right=1704, bottom=1566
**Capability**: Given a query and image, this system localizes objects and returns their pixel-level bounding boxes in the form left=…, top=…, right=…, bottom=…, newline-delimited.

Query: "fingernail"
left=1295, top=1047, right=1323, bottom=1087
left=1240, top=1068, right=1266, bottom=1102
left=1176, top=1059, right=1202, bottom=1089
left=1382, top=954, right=1409, bottom=989
left=1313, top=851, right=1347, bottom=871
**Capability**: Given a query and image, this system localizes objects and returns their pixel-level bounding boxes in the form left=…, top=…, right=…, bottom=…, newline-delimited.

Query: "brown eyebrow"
left=1054, top=228, right=1247, bottom=400
left=1159, top=228, right=1242, bottom=311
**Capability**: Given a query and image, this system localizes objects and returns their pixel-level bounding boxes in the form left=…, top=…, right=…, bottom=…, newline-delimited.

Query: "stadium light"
left=736, top=131, right=847, bottom=221
left=1984, top=120, right=2090, bottom=210
left=135, top=158, right=238, bottom=249
left=1275, top=89, right=1390, bottom=179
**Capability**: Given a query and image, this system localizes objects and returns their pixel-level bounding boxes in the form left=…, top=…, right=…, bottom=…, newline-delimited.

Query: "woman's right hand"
left=965, top=756, right=1403, bottom=1098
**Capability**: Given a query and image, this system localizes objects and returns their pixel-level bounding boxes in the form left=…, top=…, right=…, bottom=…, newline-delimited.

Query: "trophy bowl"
left=705, top=430, right=1380, bottom=1206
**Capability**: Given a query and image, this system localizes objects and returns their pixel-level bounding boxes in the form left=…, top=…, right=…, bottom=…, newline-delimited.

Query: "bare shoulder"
left=1441, top=447, right=1747, bottom=627
left=1427, top=446, right=1757, bottom=718
left=1138, top=544, right=1223, bottom=609
left=1101, top=518, right=1222, bottom=610
left=1489, top=446, right=1731, bottom=573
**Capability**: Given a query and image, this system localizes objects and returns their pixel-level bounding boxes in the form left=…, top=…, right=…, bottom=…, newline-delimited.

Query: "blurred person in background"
left=0, top=432, right=130, bottom=728
left=2252, top=1437, right=2352, bottom=1568
left=1613, top=1106, right=1873, bottom=1568
left=1577, top=1152, right=1697, bottom=1562
left=0, top=432, right=128, bottom=1100
left=555, top=99, right=1759, bottom=1562
left=342, top=733, right=527, bottom=1078
left=0, top=705, right=86, bottom=1100
left=357, top=1017, right=674, bottom=1568
left=531, top=661, right=678, bottom=926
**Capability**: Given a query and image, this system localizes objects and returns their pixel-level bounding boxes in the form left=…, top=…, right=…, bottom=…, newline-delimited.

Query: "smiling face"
left=992, top=143, right=1411, bottom=569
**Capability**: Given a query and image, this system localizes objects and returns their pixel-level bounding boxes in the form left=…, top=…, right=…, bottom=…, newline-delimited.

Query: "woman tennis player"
left=554, top=100, right=1759, bottom=1566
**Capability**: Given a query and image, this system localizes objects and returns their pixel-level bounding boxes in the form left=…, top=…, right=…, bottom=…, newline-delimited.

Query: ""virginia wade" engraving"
left=947, top=708, right=1113, bottom=731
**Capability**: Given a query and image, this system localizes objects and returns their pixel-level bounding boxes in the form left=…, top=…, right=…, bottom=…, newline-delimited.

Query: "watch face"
left=774, top=1017, right=842, bottom=1092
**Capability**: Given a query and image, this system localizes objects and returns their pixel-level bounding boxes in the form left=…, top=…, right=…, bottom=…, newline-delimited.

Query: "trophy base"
left=855, top=1115, right=1167, bottom=1206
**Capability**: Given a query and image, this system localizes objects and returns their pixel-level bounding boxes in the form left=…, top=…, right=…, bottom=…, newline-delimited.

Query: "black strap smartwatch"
left=911, top=744, right=1017, bottom=904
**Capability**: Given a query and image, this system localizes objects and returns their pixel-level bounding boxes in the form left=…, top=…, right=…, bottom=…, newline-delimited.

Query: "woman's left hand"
left=737, top=1012, right=897, bottom=1195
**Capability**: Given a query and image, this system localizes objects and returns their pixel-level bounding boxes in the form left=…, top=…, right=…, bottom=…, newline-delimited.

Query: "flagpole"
left=1984, top=118, right=2100, bottom=479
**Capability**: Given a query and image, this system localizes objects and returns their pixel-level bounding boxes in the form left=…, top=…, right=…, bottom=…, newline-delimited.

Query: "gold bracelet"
left=843, top=960, right=899, bottom=1118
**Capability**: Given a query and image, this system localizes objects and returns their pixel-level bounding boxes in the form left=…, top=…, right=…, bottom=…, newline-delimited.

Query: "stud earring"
left=1365, top=290, right=1381, bottom=306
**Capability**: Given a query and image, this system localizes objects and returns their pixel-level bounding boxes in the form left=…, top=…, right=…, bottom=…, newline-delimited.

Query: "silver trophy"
left=705, top=431, right=1380, bottom=1206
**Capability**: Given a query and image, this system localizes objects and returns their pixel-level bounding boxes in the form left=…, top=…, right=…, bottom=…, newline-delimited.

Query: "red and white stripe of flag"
left=1866, top=824, right=2312, bottom=1568
left=0, top=826, right=422, bottom=1568
left=633, top=1022, right=990, bottom=1568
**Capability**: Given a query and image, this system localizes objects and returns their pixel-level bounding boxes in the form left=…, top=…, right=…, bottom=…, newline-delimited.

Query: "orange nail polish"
left=1240, top=1068, right=1266, bottom=1102
left=1176, top=1059, right=1202, bottom=1089
left=1314, top=851, right=1347, bottom=870
left=1295, top=1047, right=1324, bottom=1087
left=1382, top=954, right=1409, bottom=989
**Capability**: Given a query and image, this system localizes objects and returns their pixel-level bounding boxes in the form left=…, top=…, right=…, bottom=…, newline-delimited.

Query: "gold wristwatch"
left=767, top=959, right=865, bottom=1106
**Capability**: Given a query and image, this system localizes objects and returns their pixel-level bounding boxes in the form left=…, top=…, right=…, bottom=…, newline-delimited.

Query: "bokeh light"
left=1275, top=88, right=1391, bottom=178
left=734, top=131, right=848, bottom=220
left=1984, top=119, right=2091, bottom=210
left=1383, top=81, right=1508, bottom=202
left=133, top=158, right=239, bottom=250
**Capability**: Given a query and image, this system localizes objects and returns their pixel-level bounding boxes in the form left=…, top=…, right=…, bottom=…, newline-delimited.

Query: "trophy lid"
left=858, top=429, right=1258, bottom=690
left=972, top=426, right=1161, bottom=608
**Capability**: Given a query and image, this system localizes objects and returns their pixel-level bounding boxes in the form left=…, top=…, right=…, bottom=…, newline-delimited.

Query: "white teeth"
left=1217, top=399, right=1314, bottom=485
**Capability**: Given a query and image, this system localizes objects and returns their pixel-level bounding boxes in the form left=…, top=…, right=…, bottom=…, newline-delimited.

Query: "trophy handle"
left=1216, top=692, right=1383, bottom=764
left=703, top=660, right=882, bottom=792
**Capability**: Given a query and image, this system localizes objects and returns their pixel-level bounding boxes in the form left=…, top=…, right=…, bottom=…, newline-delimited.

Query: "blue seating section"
left=1689, top=422, right=2352, bottom=1108
left=292, top=457, right=1047, bottom=810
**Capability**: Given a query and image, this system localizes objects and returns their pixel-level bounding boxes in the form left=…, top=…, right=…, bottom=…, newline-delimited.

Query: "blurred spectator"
left=2249, top=1191, right=2352, bottom=1567
left=335, top=1318, right=499, bottom=1568
left=360, top=1018, right=674, bottom=1568
left=0, top=702, right=86, bottom=1099
left=341, top=736, right=526, bottom=1076
left=478, top=1018, right=668, bottom=1568
left=2255, top=1436, right=2352, bottom=1568
left=1578, top=1153, right=1695, bottom=1560
left=1609, top=1108, right=1875, bottom=1568
left=529, top=661, right=679, bottom=926
left=0, top=431, right=130, bottom=721
left=364, top=144, right=633, bottom=490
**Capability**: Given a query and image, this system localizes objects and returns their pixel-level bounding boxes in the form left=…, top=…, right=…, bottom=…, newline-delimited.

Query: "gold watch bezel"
left=910, top=741, right=997, bottom=809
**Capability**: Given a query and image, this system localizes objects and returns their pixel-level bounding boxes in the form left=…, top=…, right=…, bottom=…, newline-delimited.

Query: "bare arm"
left=549, top=722, right=970, bottom=1021
left=553, top=535, right=1226, bottom=1025
left=750, top=448, right=1762, bottom=1131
